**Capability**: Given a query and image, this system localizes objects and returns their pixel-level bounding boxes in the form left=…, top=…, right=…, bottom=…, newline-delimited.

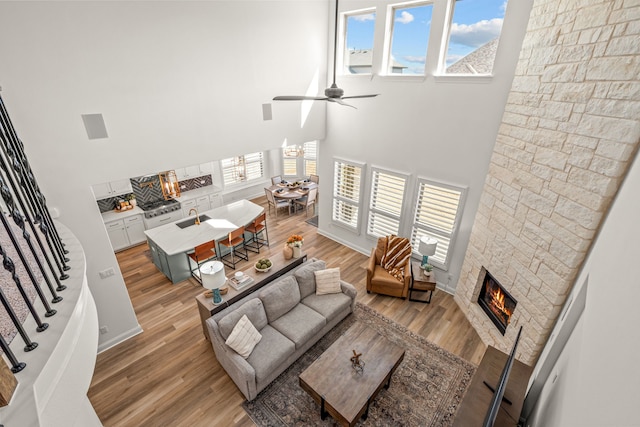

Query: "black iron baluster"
left=0, top=247, right=38, bottom=352
left=0, top=333, right=25, bottom=373
left=0, top=97, right=70, bottom=277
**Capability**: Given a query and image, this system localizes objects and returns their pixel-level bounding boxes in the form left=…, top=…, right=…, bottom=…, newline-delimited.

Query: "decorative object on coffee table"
left=282, top=243, right=293, bottom=260
left=350, top=350, right=365, bottom=375
left=254, top=258, right=272, bottom=272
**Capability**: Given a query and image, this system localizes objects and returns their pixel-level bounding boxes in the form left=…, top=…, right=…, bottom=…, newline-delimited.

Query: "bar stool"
left=187, top=240, right=218, bottom=282
left=219, top=226, right=249, bottom=269
left=245, top=212, right=269, bottom=253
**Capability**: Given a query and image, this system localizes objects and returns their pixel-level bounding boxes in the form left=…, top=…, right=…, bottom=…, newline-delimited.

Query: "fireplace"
left=477, top=270, right=516, bottom=335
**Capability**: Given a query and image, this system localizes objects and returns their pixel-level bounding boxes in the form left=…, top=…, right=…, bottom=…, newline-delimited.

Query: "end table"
left=410, top=260, right=436, bottom=303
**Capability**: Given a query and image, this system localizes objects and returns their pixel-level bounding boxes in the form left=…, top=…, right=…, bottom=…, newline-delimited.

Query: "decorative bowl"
left=254, top=258, right=273, bottom=272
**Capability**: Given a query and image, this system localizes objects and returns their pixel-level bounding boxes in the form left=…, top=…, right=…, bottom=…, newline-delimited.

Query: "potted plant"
left=423, top=263, right=434, bottom=278
left=126, top=193, right=137, bottom=207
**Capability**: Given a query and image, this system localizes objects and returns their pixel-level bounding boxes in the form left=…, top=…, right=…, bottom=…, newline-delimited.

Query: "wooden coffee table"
left=299, top=322, right=405, bottom=426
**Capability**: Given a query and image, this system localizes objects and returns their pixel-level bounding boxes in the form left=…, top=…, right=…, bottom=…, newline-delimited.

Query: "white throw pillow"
left=225, top=314, right=262, bottom=358
left=314, top=268, right=342, bottom=295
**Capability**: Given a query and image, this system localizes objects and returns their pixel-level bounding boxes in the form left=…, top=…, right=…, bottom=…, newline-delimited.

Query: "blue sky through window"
left=344, top=0, right=508, bottom=74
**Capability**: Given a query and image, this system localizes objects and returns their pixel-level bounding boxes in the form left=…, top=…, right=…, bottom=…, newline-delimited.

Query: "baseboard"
left=97, top=324, right=144, bottom=353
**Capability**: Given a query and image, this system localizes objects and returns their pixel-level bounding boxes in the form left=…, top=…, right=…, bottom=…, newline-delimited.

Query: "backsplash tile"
left=179, top=175, right=212, bottom=191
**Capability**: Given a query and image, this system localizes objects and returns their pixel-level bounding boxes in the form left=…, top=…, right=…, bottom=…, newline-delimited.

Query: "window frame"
left=410, top=177, right=467, bottom=271
left=220, top=152, right=265, bottom=188
left=382, top=0, right=435, bottom=77
left=437, top=0, right=507, bottom=76
left=331, top=158, right=366, bottom=233
left=340, top=7, right=378, bottom=76
left=281, top=141, right=318, bottom=179
left=366, top=166, right=409, bottom=239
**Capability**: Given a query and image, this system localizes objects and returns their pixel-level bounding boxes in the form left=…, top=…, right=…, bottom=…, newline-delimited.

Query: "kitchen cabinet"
left=92, top=179, right=133, bottom=200
left=105, top=214, right=146, bottom=251
left=175, top=163, right=209, bottom=181
left=181, top=194, right=211, bottom=217
left=124, top=215, right=146, bottom=245
left=105, top=219, right=129, bottom=252
left=175, top=162, right=213, bottom=181
left=209, top=193, right=223, bottom=208
left=147, top=238, right=190, bottom=283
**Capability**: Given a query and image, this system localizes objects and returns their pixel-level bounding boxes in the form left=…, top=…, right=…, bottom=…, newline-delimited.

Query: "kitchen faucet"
left=189, top=208, right=201, bottom=225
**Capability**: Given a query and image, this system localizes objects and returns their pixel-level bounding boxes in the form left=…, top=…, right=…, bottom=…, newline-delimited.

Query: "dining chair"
left=186, top=240, right=218, bottom=282
left=293, top=187, right=317, bottom=217
left=264, top=188, right=290, bottom=217
left=218, top=226, right=249, bottom=269
left=309, top=174, right=319, bottom=184
left=271, top=175, right=283, bottom=185
left=245, top=211, right=269, bottom=253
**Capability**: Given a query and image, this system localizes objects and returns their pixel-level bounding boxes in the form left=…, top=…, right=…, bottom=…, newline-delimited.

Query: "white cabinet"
left=175, top=162, right=213, bottom=181
left=105, top=219, right=130, bottom=252
left=209, top=193, right=223, bottom=208
left=92, top=179, right=133, bottom=200
left=196, top=195, right=210, bottom=212
left=105, top=214, right=145, bottom=251
left=181, top=195, right=211, bottom=217
left=124, top=215, right=146, bottom=245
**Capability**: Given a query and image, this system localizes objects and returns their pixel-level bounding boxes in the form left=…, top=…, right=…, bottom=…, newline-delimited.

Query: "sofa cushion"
left=218, top=299, right=268, bottom=341
left=315, top=268, right=342, bottom=295
left=260, top=275, right=301, bottom=323
left=302, top=292, right=352, bottom=321
left=246, top=325, right=295, bottom=383
left=270, top=304, right=326, bottom=349
left=225, top=314, right=262, bottom=358
left=294, top=260, right=326, bottom=299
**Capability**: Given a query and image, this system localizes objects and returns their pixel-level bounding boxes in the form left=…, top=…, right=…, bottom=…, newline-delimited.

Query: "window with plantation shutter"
left=283, top=157, right=297, bottom=177
left=332, top=159, right=364, bottom=231
left=304, top=141, right=317, bottom=176
left=221, top=152, right=264, bottom=186
left=411, top=179, right=466, bottom=270
left=367, top=168, right=407, bottom=238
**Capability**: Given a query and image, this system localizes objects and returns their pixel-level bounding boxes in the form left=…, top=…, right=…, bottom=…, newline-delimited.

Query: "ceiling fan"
left=273, top=0, right=379, bottom=109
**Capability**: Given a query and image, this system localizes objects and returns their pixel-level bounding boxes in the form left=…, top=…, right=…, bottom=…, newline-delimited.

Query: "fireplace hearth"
left=477, top=270, right=516, bottom=335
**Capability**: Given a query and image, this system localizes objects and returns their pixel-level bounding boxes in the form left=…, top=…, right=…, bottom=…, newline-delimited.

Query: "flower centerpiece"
left=286, top=234, right=304, bottom=258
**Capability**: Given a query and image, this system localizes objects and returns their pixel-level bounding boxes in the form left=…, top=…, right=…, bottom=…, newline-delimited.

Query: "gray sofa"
left=206, top=259, right=357, bottom=401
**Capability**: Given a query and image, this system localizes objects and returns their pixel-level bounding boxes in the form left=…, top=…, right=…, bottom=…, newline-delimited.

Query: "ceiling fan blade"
left=273, top=96, right=329, bottom=101
left=328, top=98, right=357, bottom=109
left=341, top=94, right=380, bottom=99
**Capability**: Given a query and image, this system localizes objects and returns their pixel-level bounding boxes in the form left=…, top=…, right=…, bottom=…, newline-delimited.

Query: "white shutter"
left=283, top=157, right=297, bottom=176
left=304, top=141, right=317, bottom=175
left=367, top=169, right=406, bottom=238
left=244, top=152, right=264, bottom=181
left=221, top=157, right=242, bottom=185
left=332, top=159, right=363, bottom=230
left=411, top=179, right=466, bottom=269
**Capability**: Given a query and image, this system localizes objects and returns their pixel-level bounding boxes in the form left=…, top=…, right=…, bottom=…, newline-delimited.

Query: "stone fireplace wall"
left=454, top=0, right=640, bottom=365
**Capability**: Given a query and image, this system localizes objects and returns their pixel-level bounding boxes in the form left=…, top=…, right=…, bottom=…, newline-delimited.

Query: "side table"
left=410, top=260, right=436, bottom=304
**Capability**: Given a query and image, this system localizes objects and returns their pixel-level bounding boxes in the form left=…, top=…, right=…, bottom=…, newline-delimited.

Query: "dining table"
left=268, top=181, right=318, bottom=215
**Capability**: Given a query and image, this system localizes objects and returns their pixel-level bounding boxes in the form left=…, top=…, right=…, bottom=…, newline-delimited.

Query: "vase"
left=292, top=246, right=302, bottom=259
left=283, top=244, right=293, bottom=260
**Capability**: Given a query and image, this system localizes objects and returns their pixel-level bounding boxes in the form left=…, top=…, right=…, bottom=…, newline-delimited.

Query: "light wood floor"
left=88, top=196, right=486, bottom=427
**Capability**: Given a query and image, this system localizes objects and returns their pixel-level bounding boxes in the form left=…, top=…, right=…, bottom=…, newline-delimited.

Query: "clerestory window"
left=442, top=0, right=509, bottom=75
left=384, top=1, right=434, bottom=75
left=343, top=9, right=377, bottom=75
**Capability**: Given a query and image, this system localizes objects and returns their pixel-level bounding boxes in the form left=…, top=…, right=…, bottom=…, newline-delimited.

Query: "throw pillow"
left=381, top=235, right=412, bottom=282
left=314, top=268, right=342, bottom=295
left=225, top=314, right=262, bottom=358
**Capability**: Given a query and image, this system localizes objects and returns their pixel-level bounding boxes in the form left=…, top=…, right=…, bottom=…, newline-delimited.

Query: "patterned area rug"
left=243, top=303, right=476, bottom=426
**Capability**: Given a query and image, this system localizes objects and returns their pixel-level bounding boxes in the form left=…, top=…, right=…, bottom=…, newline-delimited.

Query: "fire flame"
left=489, top=286, right=513, bottom=322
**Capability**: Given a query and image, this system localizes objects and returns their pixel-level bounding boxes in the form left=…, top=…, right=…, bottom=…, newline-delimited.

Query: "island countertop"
left=144, top=199, right=264, bottom=256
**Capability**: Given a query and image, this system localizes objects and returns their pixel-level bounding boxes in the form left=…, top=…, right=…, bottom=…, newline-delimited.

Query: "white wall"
left=316, top=0, right=534, bottom=292
left=525, top=150, right=640, bottom=426
left=0, top=1, right=328, bottom=350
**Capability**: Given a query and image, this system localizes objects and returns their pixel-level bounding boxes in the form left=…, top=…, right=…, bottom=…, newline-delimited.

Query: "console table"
left=195, top=252, right=307, bottom=339
left=453, top=346, right=533, bottom=427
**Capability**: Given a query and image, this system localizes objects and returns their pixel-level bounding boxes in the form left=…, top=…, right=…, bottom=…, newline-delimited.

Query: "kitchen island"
left=144, top=199, right=264, bottom=283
